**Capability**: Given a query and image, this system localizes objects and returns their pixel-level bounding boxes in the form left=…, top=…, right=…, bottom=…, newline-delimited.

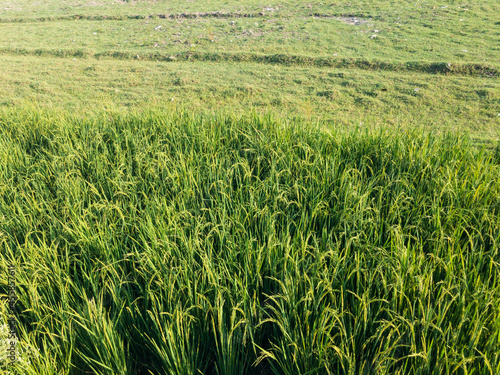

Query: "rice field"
left=1, top=0, right=500, bottom=373
left=1, top=108, right=499, bottom=374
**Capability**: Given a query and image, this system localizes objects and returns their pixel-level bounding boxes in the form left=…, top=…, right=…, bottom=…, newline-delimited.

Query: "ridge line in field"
left=0, top=11, right=373, bottom=23
left=0, top=47, right=497, bottom=77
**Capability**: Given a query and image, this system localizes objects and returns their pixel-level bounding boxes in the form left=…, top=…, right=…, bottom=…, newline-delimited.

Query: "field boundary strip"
left=0, top=12, right=374, bottom=23
left=0, top=47, right=497, bottom=77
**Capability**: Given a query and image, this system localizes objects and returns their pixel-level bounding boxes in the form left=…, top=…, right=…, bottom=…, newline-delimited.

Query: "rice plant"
left=0, top=108, right=499, bottom=374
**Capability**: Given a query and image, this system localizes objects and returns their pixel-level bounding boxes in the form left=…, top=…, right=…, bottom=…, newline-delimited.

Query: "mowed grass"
left=1, top=10, right=499, bottom=64
left=0, top=0, right=498, bottom=147
left=0, top=109, right=500, bottom=374
left=1, top=1, right=499, bottom=70
left=0, top=0, right=498, bottom=146
left=1, top=55, right=499, bottom=147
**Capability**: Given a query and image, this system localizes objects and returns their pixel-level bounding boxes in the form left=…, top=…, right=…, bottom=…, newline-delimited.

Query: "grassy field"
left=0, top=0, right=500, bottom=374
left=0, top=1, right=498, bottom=142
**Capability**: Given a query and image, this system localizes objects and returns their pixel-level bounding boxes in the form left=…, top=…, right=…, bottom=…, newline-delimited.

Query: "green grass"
left=1, top=109, right=500, bottom=374
left=0, top=0, right=498, bottom=145
left=1, top=13, right=498, bottom=64
left=0, top=55, right=499, bottom=145
left=0, top=0, right=498, bottom=141
left=1, top=2, right=499, bottom=68
left=0, top=0, right=499, bottom=373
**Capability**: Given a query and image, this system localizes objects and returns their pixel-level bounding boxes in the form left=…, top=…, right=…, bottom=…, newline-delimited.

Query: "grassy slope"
left=0, top=1, right=498, bottom=143
left=1, top=11, right=498, bottom=63
left=1, top=54, right=498, bottom=145
left=0, top=0, right=496, bottom=139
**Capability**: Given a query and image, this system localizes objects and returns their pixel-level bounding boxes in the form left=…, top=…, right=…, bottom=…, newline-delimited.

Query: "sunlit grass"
left=0, top=108, right=499, bottom=374
left=0, top=0, right=498, bottom=373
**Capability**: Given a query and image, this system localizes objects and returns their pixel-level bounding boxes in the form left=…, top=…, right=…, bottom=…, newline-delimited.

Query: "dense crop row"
left=1, top=109, right=499, bottom=374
